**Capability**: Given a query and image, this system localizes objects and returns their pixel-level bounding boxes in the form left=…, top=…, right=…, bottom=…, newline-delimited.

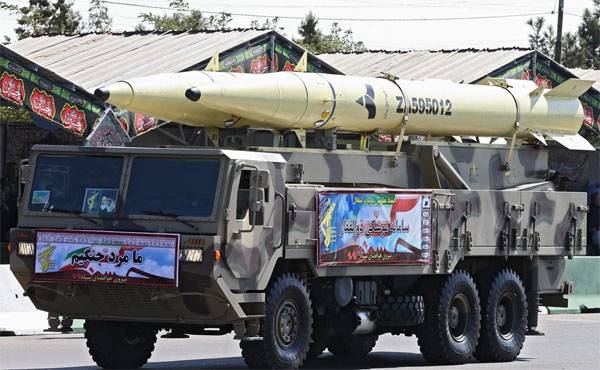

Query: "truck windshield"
left=29, top=155, right=124, bottom=214
left=124, top=157, right=220, bottom=218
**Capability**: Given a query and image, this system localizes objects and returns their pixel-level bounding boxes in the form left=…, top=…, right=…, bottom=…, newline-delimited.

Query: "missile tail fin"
left=477, top=77, right=509, bottom=88
left=294, top=51, right=308, bottom=72
left=529, top=130, right=547, bottom=146
left=546, top=132, right=595, bottom=151
left=529, top=85, right=545, bottom=97
left=544, top=78, right=594, bottom=98
left=205, top=53, right=220, bottom=72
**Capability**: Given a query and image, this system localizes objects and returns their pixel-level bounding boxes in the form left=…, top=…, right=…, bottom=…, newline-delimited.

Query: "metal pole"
left=555, top=0, right=564, bottom=63
left=269, top=33, right=276, bottom=73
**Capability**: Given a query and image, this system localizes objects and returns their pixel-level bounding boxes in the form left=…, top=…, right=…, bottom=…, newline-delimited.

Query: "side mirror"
left=250, top=170, right=269, bottom=189
left=17, top=160, right=30, bottom=206
left=20, top=161, right=30, bottom=184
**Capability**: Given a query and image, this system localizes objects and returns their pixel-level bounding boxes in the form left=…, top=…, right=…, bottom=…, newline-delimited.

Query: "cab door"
left=223, top=159, right=285, bottom=288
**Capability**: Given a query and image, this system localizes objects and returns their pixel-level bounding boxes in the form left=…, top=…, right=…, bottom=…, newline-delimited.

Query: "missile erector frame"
left=9, top=70, right=592, bottom=369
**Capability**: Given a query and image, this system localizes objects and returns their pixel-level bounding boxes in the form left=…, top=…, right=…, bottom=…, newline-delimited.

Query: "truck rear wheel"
left=328, top=334, right=378, bottom=357
left=240, top=273, right=313, bottom=369
left=475, top=269, right=527, bottom=362
left=84, top=320, right=157, bottom=369
left=417, top=270, right=481, bottom=365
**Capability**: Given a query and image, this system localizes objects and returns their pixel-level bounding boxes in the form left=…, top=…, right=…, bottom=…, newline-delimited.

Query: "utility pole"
left=555, top=0, right=564, bottom=63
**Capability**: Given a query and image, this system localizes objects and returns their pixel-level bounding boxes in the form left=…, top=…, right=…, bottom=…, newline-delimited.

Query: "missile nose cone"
left=94, top=87, right=110, bottom=101
left=93, top=81, right=134, bottom=108
left=185, top=87, right=202, bottom=102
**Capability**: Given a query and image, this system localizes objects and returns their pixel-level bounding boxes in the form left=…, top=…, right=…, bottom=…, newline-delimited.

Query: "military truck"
left=8, top=138, right=585, bottom=369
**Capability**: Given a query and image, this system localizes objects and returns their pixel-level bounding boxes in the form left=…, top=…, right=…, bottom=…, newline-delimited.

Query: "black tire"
left=240, top=273, right=313, bottom=369
left=416, top=271, right=481, bottom=365
left=84, top=320, right=157, bottom=369
left=378, top=295, right=425, bottom=326
left=328, top=334, right=378, bottom=357
left=475, top=269, right=527, bottom=362
left=306, top=314, right=329, bottom=361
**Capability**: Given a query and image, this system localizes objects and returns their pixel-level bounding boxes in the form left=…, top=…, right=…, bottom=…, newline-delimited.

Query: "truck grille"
left=87, top=285, right=172, bottom=316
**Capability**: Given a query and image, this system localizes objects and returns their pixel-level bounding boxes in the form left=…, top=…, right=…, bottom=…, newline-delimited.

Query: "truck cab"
left=11, top=145, right=285, bottom=327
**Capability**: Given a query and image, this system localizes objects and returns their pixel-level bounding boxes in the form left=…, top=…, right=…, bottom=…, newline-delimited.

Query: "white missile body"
left=185, top=72, right=594, bottom=149
left=96, top=71, right=595, bottom=150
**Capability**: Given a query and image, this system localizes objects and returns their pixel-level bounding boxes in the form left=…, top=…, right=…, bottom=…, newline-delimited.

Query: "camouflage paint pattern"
left=9, top=141, right=584, bottom=326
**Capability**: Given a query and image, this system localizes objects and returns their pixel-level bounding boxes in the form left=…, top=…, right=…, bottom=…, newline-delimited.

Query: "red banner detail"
left=250, top=55, right=270, bottom=74
left=229, top=66, right=244, bottom=73
left=60, top=103, right=87, bottom=136
left=0, top=71, right=25, bottom=105
left=30, top=88, right=56, bottom=120
left=134, top=113, right=157, bottom=135
left=534, top=74, right=552, bottom=89
left=118, top=116, right=129, bottom=133
left=583, top=102, right=594, bottom=127
left=282, top=60, right=295, bottom=71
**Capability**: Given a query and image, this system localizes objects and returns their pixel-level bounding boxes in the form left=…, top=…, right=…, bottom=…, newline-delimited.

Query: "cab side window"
left=236, top=170, right=251, bottom=220
left=235, top=169, right=265, bottom=225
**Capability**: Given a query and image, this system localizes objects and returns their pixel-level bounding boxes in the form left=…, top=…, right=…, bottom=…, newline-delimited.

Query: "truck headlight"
left=17, top=242, right=35, bottom=256
left=180, top=248, right=203, bottom=262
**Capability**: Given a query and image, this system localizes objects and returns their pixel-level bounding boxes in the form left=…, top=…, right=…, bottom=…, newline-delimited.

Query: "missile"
left=94, top=71, right=260, bottom=127
left=185, top=72, right=595, bottom=150
left=96, top=71, right=595, bottom=150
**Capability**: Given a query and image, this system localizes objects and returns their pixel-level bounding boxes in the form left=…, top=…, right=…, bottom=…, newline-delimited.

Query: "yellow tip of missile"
left=95, top=81, right=135, bottom=108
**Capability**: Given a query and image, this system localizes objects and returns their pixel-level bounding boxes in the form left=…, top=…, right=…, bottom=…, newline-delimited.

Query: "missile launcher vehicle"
left=9, top=71, right=591, bottom=369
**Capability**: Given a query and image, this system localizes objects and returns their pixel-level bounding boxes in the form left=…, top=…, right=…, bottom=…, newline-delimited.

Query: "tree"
left=526, top=0, right=600, bottom=68
left=578, top=7, right=600, bottom=69
left=526, top=17, right=555, bottom=56
left=88, top=0, right=112, bottom=33
left=15, top=0, right=82, bottom=39
left=0, top=1, right=17, bottom=11
left=319, top=23, right=366, bottom=53
left=136, top=0, right=231, bottom=32
left=250, top=17, right=281, bottom=31
left=298, top=11, right=322, bottom=46
left=561, top=32, right=584, bottom=68
left=295, top=12, right=366, bottom=54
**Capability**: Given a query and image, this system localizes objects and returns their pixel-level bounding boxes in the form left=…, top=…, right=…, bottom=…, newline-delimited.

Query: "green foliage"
left=136, top=1, right=231, bottom=32
left=526, top=17, right=555, bottom=56
left=249, top=17, right=281, bottom=31
left=527, top=1, right=600, bottom=68
left=0, top=1, right=17, bottom=11
left=0, top=104, right=33, bottom=124
left=15, top=0, right=82, bottom=39
left=298, top=11, right=322, bottom=46
left=87, top=0, right=112, bottom=33
left=295, top=12, right=366, bottom=54
left=578, top=8, right=600, bottom=69
left=561, top=32, right=584, bottom=68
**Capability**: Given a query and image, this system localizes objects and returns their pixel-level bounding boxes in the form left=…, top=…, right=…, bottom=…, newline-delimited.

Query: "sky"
left=0, top=0, right=597, bottom=50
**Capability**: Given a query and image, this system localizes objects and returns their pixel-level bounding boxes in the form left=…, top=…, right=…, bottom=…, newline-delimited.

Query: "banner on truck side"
left=33, top=230, right=179, bottom=286
left=318, top=192, right=432, bottom=266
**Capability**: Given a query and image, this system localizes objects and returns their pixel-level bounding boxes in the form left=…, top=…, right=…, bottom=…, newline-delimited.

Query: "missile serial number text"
left=396, top=97, right=453, bottom=116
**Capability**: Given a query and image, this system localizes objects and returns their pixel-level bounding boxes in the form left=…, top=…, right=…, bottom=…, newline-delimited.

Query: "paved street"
left=1, top=314, right=599, bottom=370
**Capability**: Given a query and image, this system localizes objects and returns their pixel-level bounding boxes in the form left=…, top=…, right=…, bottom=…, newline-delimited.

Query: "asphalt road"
left=1, top=314, right=599, bottom=370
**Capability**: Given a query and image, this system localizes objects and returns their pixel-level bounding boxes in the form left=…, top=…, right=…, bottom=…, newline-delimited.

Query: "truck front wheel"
left=475, top=269, right=527, bottom=362
left=240, top=273, right=313, bottom=369
left=84, top=320, right=157, bottom=369
left=417, top=270, right=481, bottom=365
